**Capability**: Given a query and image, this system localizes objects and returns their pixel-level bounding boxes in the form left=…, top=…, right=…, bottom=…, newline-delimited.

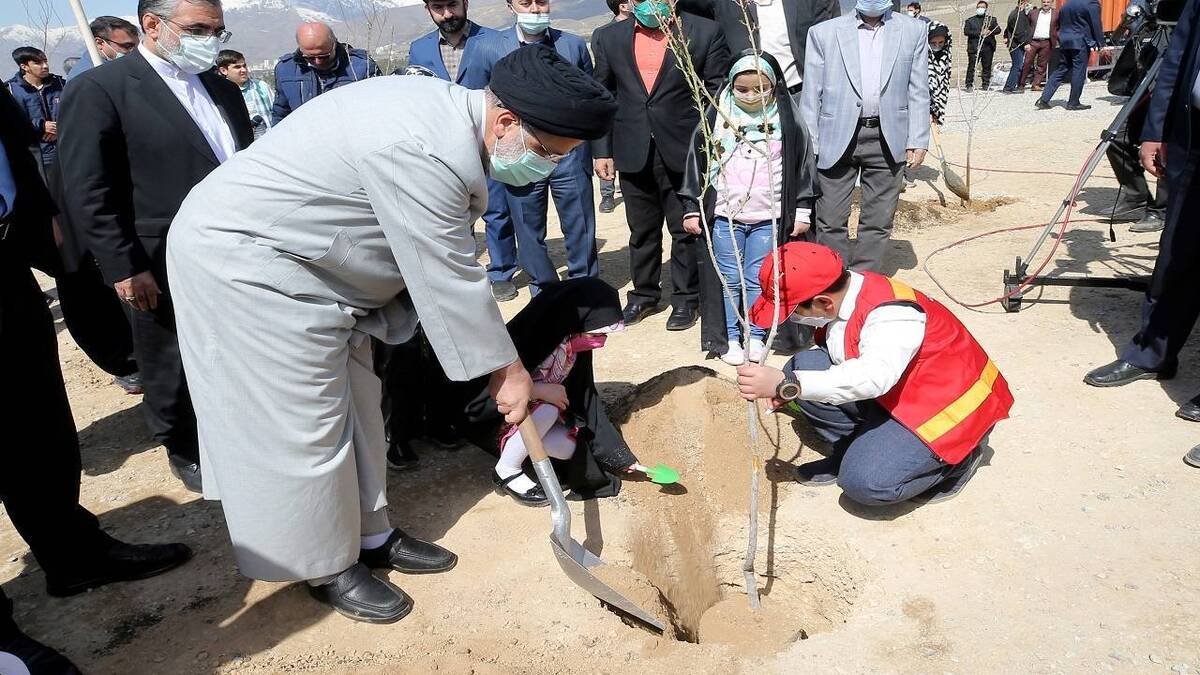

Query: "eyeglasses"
left=101, top=36, right=138, bottom=51
left=164, top=17, right=232, bottom=43
left=301, top=51, right=336, bottom=63
left=525, top=126, right=567, bottom=163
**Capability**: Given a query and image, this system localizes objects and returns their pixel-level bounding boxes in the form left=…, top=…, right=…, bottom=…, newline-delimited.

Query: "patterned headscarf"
left=708, top=54, right=784, bottom=182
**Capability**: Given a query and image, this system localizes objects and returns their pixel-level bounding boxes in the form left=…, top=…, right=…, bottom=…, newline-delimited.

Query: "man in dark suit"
left=476, top=0, right=601, bottom=292
left=592, top=3, right=731, bottom=330
left=1085, top=0, right=1200, bottom=456
left=57, top=0, right=254, bottom=493
left=1, top=88, right=191, bottom=671
left=1035, top=0, right=1106, bottom=110
left=406, top=0, right=520, bottom=301
left=675, top=0, right=839, bottom=97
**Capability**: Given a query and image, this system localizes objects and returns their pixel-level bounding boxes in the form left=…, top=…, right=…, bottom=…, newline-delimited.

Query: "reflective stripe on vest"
left=914, top=359, right=1001, bottom=444
left=887, top=278, right=917, bottom=302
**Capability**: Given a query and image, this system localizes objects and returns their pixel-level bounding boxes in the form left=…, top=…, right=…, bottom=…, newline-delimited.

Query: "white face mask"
left=788, top=311, right=834, bottom=328
left=159, top=19, right=220, bottom=75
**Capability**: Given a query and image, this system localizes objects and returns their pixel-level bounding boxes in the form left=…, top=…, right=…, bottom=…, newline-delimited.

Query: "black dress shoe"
left=1129, top=211, right=1165, bottom=233
left=360, top=528, right=457, bottom=574
left=1176, top=394, right=1200, bottom=423
left=426, top=425, right=461, bottom=449
left=912, top=448, right=984, bottom=504
left=1185, top=445, right=1200, bottom=468
left=387, top=440, right=420, bottom=471
left=665, top=305, right=699, bottom=331
left=167, top=454, right=202, bottom=493
left=1065, top=103, right=1092, bottom=111
left=0, top=625, right=82, bottom=674
left=1034, top=99, right=1051, bottom=110
left=1083, top=359, right=1172, bottom=387
left=308, top=562, right=412, bottom=624
left=599, top=195, right=617, bottom=213
left=795, top=457, right=840, bottom=486
left=621, top=301, right=659, bottom=326
left=491, top=470, right=549, bottom=507
left=46, top=535, right=193, bottom=597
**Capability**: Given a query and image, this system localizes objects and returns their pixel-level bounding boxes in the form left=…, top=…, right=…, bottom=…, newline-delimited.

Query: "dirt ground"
left=4, top=86, right=1199, bottom=674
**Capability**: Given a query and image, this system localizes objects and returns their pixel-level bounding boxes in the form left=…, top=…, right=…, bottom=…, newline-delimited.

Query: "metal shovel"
left=519, top=416, right=665, bottom=632
left=931, top=123, right=970, bottom=202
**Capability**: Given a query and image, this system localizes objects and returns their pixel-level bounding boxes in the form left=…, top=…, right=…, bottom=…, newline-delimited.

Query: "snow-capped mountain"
left=0, top=0, right=609, bottom=75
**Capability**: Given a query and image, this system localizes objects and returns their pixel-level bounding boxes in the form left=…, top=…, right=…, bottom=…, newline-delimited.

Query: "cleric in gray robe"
left=166, top=46, right=617, bottom=623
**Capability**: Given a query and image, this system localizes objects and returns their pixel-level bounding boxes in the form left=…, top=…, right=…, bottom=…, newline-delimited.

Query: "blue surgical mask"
left=160, top=21, right=220, bottom=75
left=633, top=0, right=670, bottom=28
left=855, top=0, right=893, bottom=18
left=516, top=12, right=552, bottom=33
left=489, top=127, right=557, bottom=187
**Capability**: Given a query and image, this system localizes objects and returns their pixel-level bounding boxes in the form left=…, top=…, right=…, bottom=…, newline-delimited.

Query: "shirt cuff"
left=794, top=368, right=844, bottom=404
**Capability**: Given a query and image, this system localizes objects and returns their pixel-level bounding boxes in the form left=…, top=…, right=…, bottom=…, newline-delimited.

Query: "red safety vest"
left=819, top=273, right=1013, bottom=464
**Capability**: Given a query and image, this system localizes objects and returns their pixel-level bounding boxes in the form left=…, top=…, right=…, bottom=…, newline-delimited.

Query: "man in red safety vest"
left=736, top=242, right=1014, bottom=506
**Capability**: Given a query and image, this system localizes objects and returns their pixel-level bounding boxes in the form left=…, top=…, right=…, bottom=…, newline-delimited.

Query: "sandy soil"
left=3, top=82, right=1199, bottom=674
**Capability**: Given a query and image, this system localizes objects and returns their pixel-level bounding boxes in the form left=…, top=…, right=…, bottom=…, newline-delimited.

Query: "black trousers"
left=966, top=40, right=996, bottom=87
left=1121, top=152, right=1200, bottom=372
left=0, top=257, right=104, bottom=581
left=620, top=142, right=699, bottom=308
left=55, top=256, right=138, bottom=378
left=373, top=331, right=456, bottom=445
left=1106, top=99, right=1168, bottom=216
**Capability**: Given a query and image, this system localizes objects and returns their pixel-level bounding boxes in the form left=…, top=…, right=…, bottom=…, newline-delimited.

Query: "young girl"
left=454, top=278, right=639, bottom=506
left=680, top=51, right=819, bottom=366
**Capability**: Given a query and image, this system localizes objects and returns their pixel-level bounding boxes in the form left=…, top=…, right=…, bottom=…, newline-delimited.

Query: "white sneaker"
left=746, top=339, right=767, bottom=363
left=720, top=340, right=746, bottom=366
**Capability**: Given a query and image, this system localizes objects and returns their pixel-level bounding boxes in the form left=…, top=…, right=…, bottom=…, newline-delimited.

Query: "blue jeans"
left=1004, top=46, right=1026, bottom=90
left=484, top=177, right=518, bottom=283
left=503, top=143, right=599, bottom=294
left=711, top=217, right=772, bottom=342
left=783, top=349, right=959, bottom=506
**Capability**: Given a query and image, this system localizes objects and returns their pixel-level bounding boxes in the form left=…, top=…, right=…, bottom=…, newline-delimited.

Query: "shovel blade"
left=549, top=535, right=665, bottom=633
left=940, top=161, right=970, bottom=201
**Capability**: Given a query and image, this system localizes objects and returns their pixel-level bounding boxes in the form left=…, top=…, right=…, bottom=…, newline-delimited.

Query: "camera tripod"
left=1000, top=21, right=1174, bottom=313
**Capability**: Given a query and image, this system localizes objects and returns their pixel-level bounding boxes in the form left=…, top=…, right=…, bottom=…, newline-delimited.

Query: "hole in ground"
left=596, top=367, right=864, bottom=654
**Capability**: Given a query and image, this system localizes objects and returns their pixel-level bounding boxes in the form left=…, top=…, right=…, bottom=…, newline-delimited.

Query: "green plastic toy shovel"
left=633, top=463, right=680, bottom=485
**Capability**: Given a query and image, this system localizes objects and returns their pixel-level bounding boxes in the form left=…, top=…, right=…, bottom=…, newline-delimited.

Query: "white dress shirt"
left=137, top=43, right=237, bottom=164
left=1032, top=10, right=1051, bottom=39
left=757, top=0, right=801, bottom=88
left=794, top=272, right=928, bottom=405
left=857, top=14, right=889, bottom=118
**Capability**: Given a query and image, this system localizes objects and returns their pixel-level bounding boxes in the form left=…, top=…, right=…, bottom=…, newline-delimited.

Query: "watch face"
left=778, top=380, right=802, bottom=401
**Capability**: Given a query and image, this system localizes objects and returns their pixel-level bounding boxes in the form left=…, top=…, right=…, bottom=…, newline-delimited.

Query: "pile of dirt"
left=605, top=367, right=863, bottom=651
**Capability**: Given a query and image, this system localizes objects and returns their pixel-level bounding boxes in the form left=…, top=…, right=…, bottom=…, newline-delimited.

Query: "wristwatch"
left=775, top=372, right=802, bottom=401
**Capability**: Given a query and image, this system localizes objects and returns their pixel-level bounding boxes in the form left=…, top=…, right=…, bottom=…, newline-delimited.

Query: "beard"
left=438, top=15, right=468, bottom=33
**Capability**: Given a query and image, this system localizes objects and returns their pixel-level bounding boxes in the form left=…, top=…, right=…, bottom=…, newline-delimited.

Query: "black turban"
left=489, top=44, right=617, bottom=141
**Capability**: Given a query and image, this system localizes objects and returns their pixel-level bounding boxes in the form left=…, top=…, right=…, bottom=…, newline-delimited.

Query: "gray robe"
left=166, top=78, right=518, bottom=581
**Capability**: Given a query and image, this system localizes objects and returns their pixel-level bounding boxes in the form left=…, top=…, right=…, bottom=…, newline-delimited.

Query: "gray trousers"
left=815, top=124, right=905, bottom=272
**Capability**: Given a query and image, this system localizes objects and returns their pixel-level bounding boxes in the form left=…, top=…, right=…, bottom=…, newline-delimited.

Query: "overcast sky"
left=3, top=1, right=134, bottom=27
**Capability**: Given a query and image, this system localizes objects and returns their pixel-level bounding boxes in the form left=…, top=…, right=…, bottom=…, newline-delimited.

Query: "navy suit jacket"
left=476, top=26, right=594, bottom=79
left=1055, top=0, right=1105, bottom=51
left=1142, top=0, right=1199, bottom=180
left=406, top=22, right=498, bottom=90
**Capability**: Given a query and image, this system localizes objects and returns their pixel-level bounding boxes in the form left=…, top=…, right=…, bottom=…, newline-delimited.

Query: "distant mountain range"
left=0, top=0, right=612, bottom=76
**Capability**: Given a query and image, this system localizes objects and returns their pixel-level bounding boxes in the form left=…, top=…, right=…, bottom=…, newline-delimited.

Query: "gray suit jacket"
left=167, top=77, right=517, bottom=381
left=801, top=12, right=931, bottom=170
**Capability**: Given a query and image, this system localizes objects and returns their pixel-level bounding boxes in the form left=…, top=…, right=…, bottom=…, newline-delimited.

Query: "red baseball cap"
left=748, top=242, right=846, bottom=329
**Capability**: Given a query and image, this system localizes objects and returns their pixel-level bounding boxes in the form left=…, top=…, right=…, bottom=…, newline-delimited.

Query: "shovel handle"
left=518, top=415, right=549, bottom=463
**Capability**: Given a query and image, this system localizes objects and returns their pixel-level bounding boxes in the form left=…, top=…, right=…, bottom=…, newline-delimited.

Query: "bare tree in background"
left=330, top=0, right=402, bottom=74
left=19, top=0, right=72, bottom=63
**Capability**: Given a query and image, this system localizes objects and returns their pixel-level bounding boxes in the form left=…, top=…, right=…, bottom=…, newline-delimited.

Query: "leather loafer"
left=621, top=301, right=659, bottom=326
left=665, top=305, right=699, bottom=331
left=360, top=528, right=457, bottom=574
left=1065, top=103, right=1092, bottom=111
left=1083, top=359, right=1172, bottom=387
left=491, top=470, right=549, bottom=507
left=1176, top=394, right=1200, bottom=423
left=795, top=457, right=840, bottom=486
left=491, top=280, right=518, bottom=302
left=1034, top=99, right=1051, bottom=110
left=1185, top=445, right=1200, bottom=468
left=308, top=562, right=412, bottom=624
left=0, top=626, right=82, bottom=674
left=167, top=454, right=203, bottom=493
left=46, top=535, right=193, bottom=597
left=1129, top=211, right=1165, bottom=233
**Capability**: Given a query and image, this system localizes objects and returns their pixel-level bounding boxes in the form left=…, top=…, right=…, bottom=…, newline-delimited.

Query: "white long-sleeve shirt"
left=795, top=272, right=928, bottom=405
left=138, top=43, right=237, bottom=163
